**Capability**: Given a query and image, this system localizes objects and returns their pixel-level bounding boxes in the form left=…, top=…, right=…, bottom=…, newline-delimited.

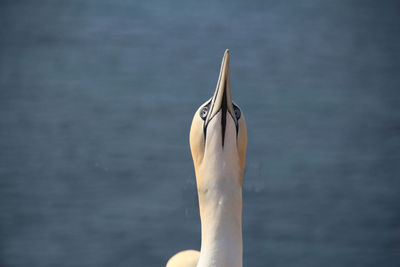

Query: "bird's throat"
left=196, top=175, right=243, bottom=267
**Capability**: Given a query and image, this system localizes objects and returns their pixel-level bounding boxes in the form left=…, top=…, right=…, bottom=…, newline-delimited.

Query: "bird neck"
left=196, top=173, right=243, bottom=267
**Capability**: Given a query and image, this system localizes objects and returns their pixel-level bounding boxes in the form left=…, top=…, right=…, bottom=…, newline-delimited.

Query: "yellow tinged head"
left=189, top=50, right=247, bottom=188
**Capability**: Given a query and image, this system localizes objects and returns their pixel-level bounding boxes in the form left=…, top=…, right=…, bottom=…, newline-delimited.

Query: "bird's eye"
left=200, top=106, right=208, bottom=120
left=233, top=105, right=241, bottom=120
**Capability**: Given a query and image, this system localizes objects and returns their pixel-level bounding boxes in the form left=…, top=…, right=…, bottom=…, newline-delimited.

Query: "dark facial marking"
left=200, top=100, right=211, bottom=139
left=233, top=103, right=241, bottom=120
left=221, top=86, right=227, bottom=147
left=200, top=93, right=242, bottom=146
left=232, top=103, right=241, bottom=135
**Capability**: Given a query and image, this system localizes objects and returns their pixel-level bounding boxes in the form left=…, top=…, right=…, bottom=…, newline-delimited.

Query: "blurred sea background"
left=1, top=0, right=400, bottom=266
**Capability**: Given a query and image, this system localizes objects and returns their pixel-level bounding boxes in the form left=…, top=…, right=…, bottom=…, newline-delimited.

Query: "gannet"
left=166, top=49, right=247, bottom=267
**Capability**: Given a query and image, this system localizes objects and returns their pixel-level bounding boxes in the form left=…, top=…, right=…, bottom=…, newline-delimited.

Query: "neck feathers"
left=196, top=172, right=243, bottom=267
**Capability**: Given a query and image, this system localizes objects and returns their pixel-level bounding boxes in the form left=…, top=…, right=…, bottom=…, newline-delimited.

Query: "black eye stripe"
left=200, top=107, right=208, bottom=119
left=233, top=103, right=241, bottom=120
left=200, top=100, right=212, bottom=140
left=201, top=101, right=241, bottom=140
left=199, top=101, right=211, bottom=121
left=201, top=101, right=241, bottom=120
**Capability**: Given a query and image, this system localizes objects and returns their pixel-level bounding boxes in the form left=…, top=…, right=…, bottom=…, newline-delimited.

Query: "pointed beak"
left=206, top=49, right=235, bottom=122
left=204, top=49, right=236, bottom=146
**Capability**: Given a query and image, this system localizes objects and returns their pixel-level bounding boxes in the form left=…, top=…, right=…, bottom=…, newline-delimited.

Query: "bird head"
left=189, top=50, right=247, bottom=189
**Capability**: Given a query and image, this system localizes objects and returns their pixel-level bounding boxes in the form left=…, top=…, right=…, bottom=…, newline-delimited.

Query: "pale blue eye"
left=200, top=107, right=208, bottom=120
left=233, top=105, right=241, bottom=120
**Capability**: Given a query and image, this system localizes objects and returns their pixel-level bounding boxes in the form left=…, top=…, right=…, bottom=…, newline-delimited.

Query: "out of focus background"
left=1, top=0, right=399, bottom=266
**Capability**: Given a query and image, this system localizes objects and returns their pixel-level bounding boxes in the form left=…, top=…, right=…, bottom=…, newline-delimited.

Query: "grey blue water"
left=1, top=1, right=399, bottom=266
